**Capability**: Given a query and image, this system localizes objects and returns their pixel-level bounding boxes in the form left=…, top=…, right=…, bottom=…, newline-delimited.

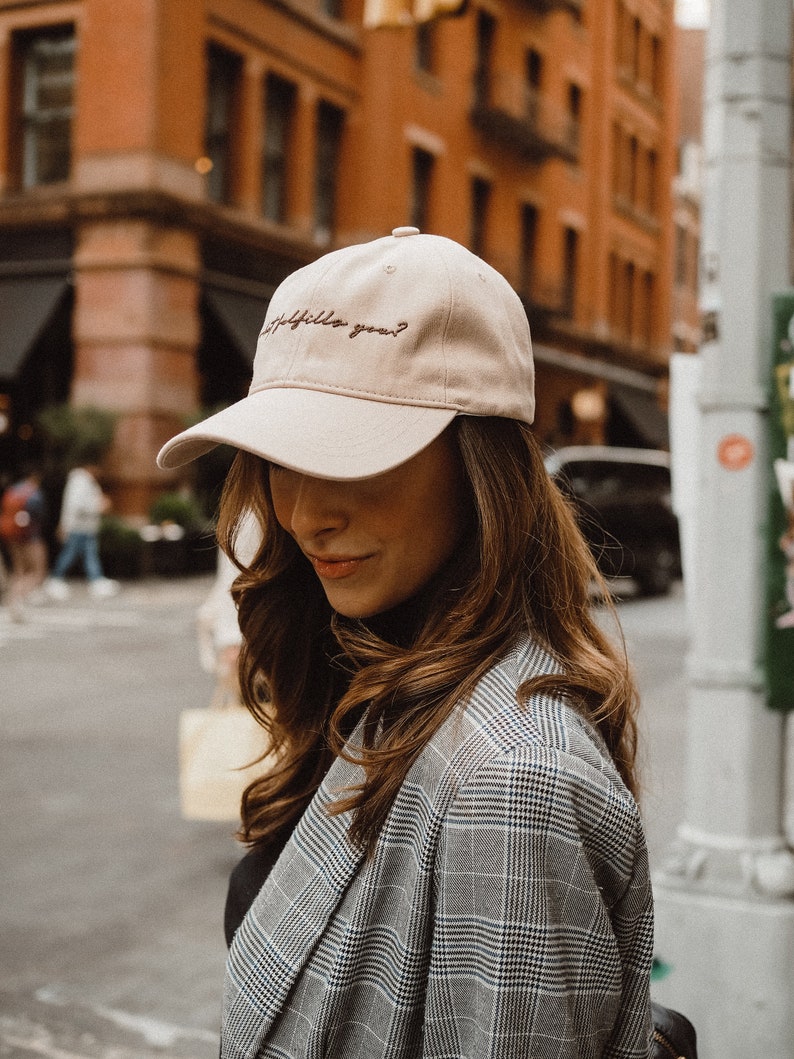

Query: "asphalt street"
left=1, top=576, right=231, bottom=1059
left=1, top=574, right=690, bottom=1059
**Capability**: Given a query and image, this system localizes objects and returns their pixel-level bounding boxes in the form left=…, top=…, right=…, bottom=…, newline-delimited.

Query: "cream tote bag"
left=179, top=702, right=274, bottom=821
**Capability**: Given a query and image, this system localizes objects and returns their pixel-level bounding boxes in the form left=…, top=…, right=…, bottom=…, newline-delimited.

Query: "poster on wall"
left=765, top=291, right=794, bottom=710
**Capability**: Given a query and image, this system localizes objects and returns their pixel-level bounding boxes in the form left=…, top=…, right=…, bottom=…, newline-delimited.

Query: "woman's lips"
left=308, top=554, right=369, bottom=580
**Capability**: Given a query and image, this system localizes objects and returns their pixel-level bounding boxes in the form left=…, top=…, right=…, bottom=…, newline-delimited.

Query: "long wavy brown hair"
left=217, top=417, right=640, bottom=854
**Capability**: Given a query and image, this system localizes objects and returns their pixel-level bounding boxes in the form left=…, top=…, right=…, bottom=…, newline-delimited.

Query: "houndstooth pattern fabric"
left=221, top=637, right=654, bottom=1059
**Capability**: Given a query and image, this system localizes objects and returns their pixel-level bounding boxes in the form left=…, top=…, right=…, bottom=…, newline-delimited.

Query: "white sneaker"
left=89, top=578, right=120, bottom=598
left=45, top=578, right=71, bottom=601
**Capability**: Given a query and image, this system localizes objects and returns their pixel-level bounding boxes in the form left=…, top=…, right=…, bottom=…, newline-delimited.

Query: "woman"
left=158, top=228, right=654, bottom=1058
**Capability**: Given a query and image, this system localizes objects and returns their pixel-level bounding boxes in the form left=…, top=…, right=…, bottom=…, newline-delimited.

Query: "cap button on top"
left=392, top=226, right=421, bottom=238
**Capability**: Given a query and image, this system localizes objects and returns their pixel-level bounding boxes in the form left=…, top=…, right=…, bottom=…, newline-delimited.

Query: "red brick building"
left=0, top=0, right=678, bottom=516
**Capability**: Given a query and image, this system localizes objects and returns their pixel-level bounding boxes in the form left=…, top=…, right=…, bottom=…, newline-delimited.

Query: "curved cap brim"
left=157, top=388, right=458, bottom=481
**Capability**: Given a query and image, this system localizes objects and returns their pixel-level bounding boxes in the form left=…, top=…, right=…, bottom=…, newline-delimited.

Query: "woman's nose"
left=282, top=474, right=348, bottom=540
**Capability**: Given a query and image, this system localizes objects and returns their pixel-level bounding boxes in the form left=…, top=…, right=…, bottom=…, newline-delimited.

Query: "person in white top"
left=196, top=511, right=260, bottom=705
left=46, top=462, right=119, bottom=599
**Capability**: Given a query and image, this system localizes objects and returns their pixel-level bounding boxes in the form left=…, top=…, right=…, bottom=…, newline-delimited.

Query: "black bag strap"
left=651, top=1001, right=698, bottom=1059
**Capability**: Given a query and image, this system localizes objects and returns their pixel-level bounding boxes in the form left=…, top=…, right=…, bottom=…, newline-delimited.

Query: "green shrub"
left=98, top=516, right=144, bottom=579
left=37, top=404, right=118, bottom=468
left=148, top=491, right=205, bottom=530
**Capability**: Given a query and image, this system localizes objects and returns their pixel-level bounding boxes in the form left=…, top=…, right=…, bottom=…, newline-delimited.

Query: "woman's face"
left=268, top=430, right=469, bottom=619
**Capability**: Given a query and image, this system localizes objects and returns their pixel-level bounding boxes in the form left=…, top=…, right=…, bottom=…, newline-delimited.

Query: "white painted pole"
left=653, top=2, right=794, bottom=1056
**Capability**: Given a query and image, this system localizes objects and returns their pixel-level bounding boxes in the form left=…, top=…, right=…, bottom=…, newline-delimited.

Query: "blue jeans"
left=52, top=532, right=104, bottom=582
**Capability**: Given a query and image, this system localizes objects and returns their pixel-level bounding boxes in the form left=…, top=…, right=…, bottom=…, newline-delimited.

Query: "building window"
left=314, top=100, right=345, bottom=241
left=410, top=148, right=434, bottom=231
left=409, top=147, right=435, bottom=231
left=205, top=45, right=241, bottom=204
left=675, top=227, right=699, bottom=292
left=416, top=23, right=437, bottom=75
left=631, top=17, right=642, bottom=83
left=262, top=74, right=296, bottom=223
left=520, top=203, right=538, bottom=301
left=562, top=227, right=578, bottom=318
left=526, top=49, right=542, bottom=91
left=611, top=123, right=622, bottom=196
left=608, top=252, right=620, bottom=331
left=526, top=49, right=542, bottom=119
left=474, top=11, right=496, bottom=105
left=624, top=260, right=635, bottom=338
left=651, top=35, right=663, bottom=98
left=567, top=82, right=582, bottom=123
left=18, top=28, right=76, bottom=189
left=642, top=270, right=654, bottom=346
left=567, top=82, right=582, bottom=155
left=615, top=0, right=627, bottom=69
left=628, top=134, right=638, bottom=204
left=675, top=224, right=687, bottom=286
left=646, top=148, right=657, bottom=215
left=470, top=178, right=491, bottom=257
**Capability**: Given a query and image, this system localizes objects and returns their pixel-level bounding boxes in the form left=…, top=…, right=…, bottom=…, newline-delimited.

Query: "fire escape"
left=470, top=73, right=580, bottom=164
left=470, top=17, right=581, bottom=166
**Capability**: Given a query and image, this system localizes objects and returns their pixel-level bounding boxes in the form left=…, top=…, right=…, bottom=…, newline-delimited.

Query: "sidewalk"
left=0, top=574, right=216, bottom=640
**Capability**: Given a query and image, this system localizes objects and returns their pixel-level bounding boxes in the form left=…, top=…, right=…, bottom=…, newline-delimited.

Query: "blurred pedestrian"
left=0, top=468, right=48, bottom=621
left=179, top=513, right=271, bottom=822
left=158, top=228, right=654, bottom=1057
left=46, top=461, right=119, bottom=599
left=196, top=512, right=260, bottom=708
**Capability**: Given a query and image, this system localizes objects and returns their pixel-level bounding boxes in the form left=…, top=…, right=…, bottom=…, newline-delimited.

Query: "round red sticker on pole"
left=717, top=434, right=754, bottom=470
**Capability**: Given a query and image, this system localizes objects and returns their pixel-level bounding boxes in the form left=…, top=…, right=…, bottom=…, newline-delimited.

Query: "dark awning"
left=609, top=381, right=670, bottom=449
left=0, top=275, right=70, bottom=380
left=532, top=342, right=669, bottom=448
left=205, top=287, right=271, bottom=366
left=533, top=342, right=660, bottom=392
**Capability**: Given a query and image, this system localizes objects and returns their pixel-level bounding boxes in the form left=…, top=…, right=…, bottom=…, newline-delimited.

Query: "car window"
left=561, top=460, right=670, bottom=499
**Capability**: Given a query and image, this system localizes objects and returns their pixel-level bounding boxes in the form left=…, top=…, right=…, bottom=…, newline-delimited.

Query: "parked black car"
left=544, top=445, right=681, bottom=596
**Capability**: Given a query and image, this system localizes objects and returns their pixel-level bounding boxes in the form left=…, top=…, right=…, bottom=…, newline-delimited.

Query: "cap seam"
left=431, top=239, right=453, bottom=402
left=247, top=379, right=463, bottom=409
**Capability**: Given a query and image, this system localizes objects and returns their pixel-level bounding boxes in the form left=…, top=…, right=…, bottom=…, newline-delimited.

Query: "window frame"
left=470, top=176, right=491, bottom=258
left=314, top=99, right=345, bottom=242
left=519, top=202, right=539, bottom=300
left=16, top=26, right=76, bottom=190
left=205, top=44, right=242, bottom=205
left=562, top=225, right=579, bottom=319
left=262, top=73, right=297, bottom=223
left=409, top=146, right=435, bottom=232
left=415, top=23, right=437, bottom=76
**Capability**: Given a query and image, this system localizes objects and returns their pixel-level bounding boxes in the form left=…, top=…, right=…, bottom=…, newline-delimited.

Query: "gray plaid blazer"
left=222, top=636, right=654, bottom=1059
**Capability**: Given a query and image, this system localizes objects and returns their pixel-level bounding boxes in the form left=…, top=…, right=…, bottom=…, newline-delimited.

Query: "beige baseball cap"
left=157, top=227, right=534, bottom=480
